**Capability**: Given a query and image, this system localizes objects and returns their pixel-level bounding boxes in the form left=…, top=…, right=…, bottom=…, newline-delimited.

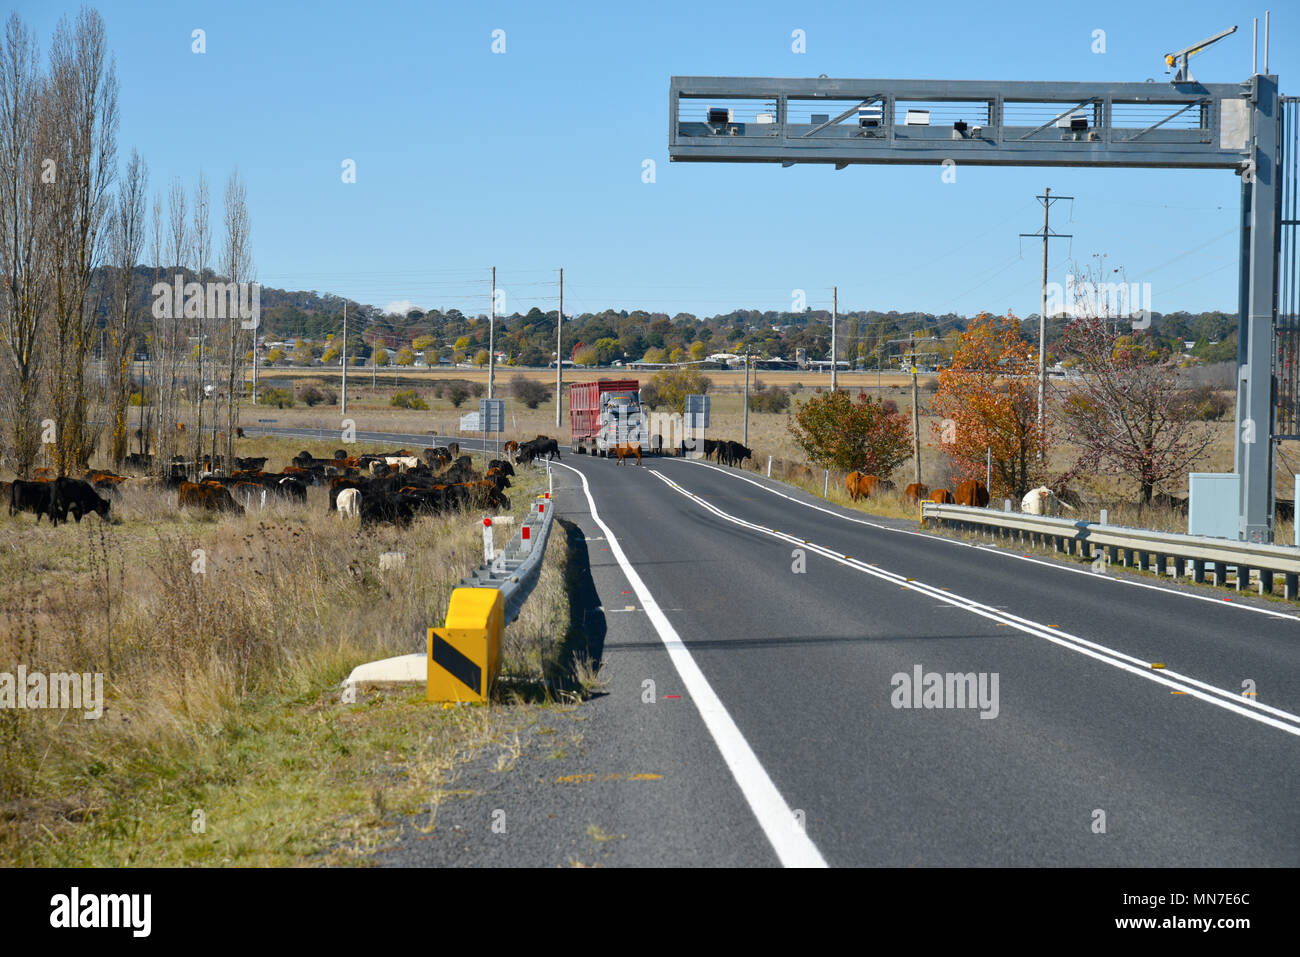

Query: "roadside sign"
left=685, top=394, right=710, bottom=430
left=479, top=398, right=505, bottom=434
left=257, top=418, right=278, bottom=423
left=460, top=412, right=481, bottom=431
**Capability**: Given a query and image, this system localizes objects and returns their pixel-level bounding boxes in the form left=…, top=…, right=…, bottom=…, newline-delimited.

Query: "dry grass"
left=0, top=451, right=574, bottom=866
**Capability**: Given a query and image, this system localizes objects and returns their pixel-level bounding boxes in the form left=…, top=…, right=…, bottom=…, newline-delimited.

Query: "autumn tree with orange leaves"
left=931, top=312, right=1046, bottom=499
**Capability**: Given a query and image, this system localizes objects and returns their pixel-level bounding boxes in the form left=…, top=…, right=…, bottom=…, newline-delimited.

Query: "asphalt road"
left=314, top=432, right=1300, bottom=867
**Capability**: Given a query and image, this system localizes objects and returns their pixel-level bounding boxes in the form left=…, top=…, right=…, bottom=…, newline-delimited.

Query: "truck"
left=569, top=379, right=652, bottom=456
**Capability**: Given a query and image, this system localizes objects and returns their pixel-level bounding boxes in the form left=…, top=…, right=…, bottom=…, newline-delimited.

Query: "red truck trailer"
left=569, top=379, right=648, bottom=455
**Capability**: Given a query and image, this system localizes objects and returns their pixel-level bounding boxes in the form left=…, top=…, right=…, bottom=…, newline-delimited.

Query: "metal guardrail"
left=459, top=492, right=557, bottom=625
left=922, top=502, right=1300, bottom=599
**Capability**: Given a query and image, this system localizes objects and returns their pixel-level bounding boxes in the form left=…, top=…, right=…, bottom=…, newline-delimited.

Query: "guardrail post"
left=1212, top=561, right=1227, bottom=586
left=1107, top=545, right=1118, bottom=565
left=1173, top=556, right=1185, bottom=579
left=1260, top=569, right=1274, bottom=595
left=1192, top=559, right=1206, bottom=583
left=1286, top=573, right=1298, bottom=600
left=1235, top=566, right=1248, bottom=591
left=1123, top=549, right=1134, bottom=567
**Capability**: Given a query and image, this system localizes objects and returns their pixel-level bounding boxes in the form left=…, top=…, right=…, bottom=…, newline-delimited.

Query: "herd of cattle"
left=4, top=434, right=564, bottom=531
left=839, top=472, right=1082, bottom=516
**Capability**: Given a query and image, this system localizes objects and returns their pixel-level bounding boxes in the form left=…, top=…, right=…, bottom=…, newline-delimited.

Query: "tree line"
left=0, top=9, right=254, bottom=479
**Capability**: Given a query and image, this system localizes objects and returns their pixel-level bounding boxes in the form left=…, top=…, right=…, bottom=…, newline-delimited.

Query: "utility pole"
left=556, top=267, right=563, bottom=429
left=488, top=266, right=496, bottom=400
left=831, top=285, right=838, bottom=391
left=341, top=302, right=348, bottom=416
left=744, top=350, right=751, bottom=446
left=371, top=335, right=377, bottom=390
left=910, top=333, right=921, bottom=488
left=1020, top=187, right=1072, bottom=461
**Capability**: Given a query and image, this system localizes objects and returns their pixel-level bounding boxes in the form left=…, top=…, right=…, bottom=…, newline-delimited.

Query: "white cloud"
left=383, top=299, right=421, bottom=316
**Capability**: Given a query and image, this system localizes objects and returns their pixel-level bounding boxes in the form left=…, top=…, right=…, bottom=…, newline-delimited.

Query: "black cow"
left=10, top=480, right=58, bottom=525
left=271, top=477, right=308, bottom=504
left=487, top=459, right=515, bottom=478
left=359, top=492, right=418, bottom=529
left=720, top=441, right=752, bottom=468
left=518, top=437, right=560, bottom=464
left=54, top=477, right=111, bottom=523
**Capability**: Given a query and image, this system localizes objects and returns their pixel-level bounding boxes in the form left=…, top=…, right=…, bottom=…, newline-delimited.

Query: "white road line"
left=552, top=461, right=828, bottom=868
left=672, top=460, right=1300, bottom=623
left=648, top=469, right=1300, bottom=739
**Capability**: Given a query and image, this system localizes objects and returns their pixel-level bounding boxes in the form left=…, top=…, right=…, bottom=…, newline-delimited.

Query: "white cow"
left=337, top=487, right=361, bottom=519
left=385, top=455, right=421, bottom=472
left=1021, top=485, right=1074, bottom=516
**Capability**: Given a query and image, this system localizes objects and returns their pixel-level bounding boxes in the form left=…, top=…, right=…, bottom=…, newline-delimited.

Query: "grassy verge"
left=0, top=448, right=577, bottom=866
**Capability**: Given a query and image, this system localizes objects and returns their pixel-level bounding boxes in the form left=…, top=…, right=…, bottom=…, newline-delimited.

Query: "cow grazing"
left=337, top=488, right=361, bottom=519
left=719, top=441, right=753, bottom=468
left=903, top=482, right=929, bottom=504
left=1021, top=485, right=1073, bottom=516
left=10, top=479, right=58, bottom=525
left=359, top=492, right=417, bottom=529
left=54, top=477, right=111, bottom=523
left=518, top=437, right=560, bottom=464
left=614, top=443, right=642, bottom=466
left=235, top=456, right=268, bottom=472
left=178, top=481, right=244, bottom=515
left=954, top=479, right=990, bottom=508
left=928, top=488, right=956, bottom=504
left=503, top=440, right=519, bottom=463
left=384, top=455, right=421, bottom=472
left=487, top=459, right=515, bottom=478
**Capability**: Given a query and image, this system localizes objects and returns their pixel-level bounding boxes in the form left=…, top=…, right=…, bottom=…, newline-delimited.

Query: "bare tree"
left=191, top=170, right=210, bottom=471
left=1056, top=261, right=1213, bottom=503
left=140, top=189, right=162, bottom=461
left=155, top=175, right=188, bottom=477
left=105, top=147, right=146, bottom=467
left=0, top=13, right=49, bottom=476
left=219, top=169, right=252, bottom=472
left=45, top=7, right=118, bottom=474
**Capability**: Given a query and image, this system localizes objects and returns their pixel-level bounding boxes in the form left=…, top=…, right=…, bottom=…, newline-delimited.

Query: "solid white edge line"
left=648, top=469, right=1300, bottom=740
left=674, top=459, right=1300, bottom=623
left=552, top=460, right=828, bottom=868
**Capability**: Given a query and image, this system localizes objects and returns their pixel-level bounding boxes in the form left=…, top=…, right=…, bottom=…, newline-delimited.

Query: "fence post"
left=482, top=516, right=494, bottom=563
left=767, top=455, right=772, bottom=477
left=823, top=470, right=829, bottom=496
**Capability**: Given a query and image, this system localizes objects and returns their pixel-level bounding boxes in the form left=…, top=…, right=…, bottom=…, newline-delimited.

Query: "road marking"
left=553, top=460, right=827, bottom=868
left=648, top=469, right=1300, bottom=739
left=672, top=460, right=1300, bottom=623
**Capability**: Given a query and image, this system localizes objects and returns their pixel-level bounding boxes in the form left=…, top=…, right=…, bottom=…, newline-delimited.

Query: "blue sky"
left=11, top=0, right=1295, bottom=319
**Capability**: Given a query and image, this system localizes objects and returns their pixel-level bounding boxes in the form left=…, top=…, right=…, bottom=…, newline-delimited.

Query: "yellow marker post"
left=428, top=587, right=504, bottom=702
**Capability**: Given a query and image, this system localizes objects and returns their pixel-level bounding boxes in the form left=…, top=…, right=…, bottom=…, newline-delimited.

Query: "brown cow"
left=903, top=482, right=929, bottom=504
left=928, top=488, right=955, bottom=504
left=178, top=480, right=244, bottom=514
left=846, top=472, right=893, bottom=501
left=614, top=443, right=642, bottom=466
left=954, top=479, right=990, bottom=508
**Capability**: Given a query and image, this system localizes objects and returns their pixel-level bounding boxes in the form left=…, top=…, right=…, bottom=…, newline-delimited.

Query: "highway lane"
left=560, top=452, right=1300, bottom=866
